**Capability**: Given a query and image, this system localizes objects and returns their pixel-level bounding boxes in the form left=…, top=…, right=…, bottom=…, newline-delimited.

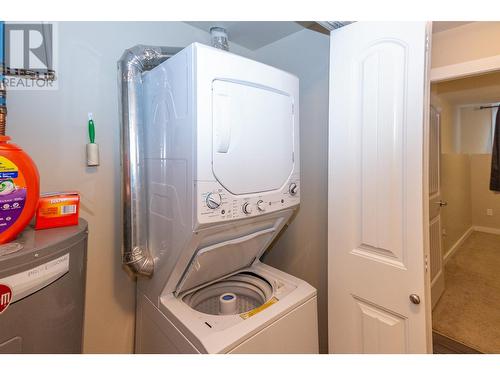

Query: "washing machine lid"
left=212, top=79, right=295, bottom=195
left=174, top=223, right=281, bottom=296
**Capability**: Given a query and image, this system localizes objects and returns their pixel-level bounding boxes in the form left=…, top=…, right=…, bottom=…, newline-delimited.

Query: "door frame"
left=422, top=22, right=433, bottom=353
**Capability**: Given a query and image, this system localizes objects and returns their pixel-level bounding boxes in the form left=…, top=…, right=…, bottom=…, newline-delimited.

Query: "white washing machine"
left=135, top=42, right=318, bottom=354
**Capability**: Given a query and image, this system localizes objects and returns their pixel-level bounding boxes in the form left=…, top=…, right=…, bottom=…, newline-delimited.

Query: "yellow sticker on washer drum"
left=240, top=297, right=279, bottom=320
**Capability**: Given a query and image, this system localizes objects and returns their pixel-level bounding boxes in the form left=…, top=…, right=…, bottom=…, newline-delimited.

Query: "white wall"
left=254, top=29, right=330, bottom=354
left=6, top=21, right=253, bottom=353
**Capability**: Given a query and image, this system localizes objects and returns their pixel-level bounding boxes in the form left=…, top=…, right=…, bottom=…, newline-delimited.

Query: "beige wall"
left=432, top=22, right=500, bottom=68
left=431, top=71, right=500, bottom=98
left=436, top=105, right=500, bottom=254
left=440, top=154, right=472, bottom=254
left=460, top=106, right=493, bottom=154
left=471, top=154, right=500, bottom=229
left=432, top=70, right=500, bottom=252
left=254, top=29, right=330, bottom=353
left=7, top=22, right=253, bottom=353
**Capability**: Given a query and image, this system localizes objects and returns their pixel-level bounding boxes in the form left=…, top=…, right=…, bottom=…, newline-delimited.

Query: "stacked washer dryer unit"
left=124, top=42, right=318, bottom=354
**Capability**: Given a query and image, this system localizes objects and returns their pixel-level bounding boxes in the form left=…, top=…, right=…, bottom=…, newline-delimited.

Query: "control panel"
left=196, top=174, right=300, bottom=225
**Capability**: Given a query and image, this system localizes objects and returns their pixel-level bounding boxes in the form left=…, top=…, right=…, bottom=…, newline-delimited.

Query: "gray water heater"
left=0, top=219, right=88, bottom=353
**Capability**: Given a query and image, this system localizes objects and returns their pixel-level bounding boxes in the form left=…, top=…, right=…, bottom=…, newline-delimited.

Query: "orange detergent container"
left=0, top=135, right=39, bottom=243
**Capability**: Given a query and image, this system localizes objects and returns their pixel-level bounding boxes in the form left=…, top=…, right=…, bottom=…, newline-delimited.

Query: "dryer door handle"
left=214, top=92, right=232, bottom=153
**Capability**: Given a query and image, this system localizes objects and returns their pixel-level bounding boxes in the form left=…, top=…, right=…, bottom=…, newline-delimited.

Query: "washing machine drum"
left=182, top=273, right=273, bottom=316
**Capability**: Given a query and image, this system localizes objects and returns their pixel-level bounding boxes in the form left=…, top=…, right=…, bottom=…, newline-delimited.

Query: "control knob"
left=206, top=193, right=222, bottom=209
left=257, top=200, right=266, bottom=212
left=242, top=202, right=253, bottom=215
left=289, top=182, right=298, bottom=195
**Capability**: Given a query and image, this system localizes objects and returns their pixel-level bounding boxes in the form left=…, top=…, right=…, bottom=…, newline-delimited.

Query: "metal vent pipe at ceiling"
left=298, top=21, right=354, bottom=34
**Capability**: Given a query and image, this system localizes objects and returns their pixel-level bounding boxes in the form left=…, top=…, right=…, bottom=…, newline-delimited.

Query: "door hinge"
left=424, top=254, right=429, bottom=272
left=425, top=34, right=430, bottom=52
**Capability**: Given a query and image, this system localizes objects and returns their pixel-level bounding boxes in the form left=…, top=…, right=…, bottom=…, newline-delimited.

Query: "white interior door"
left=328, top=22, right=432, bottom=353
left=429, top=106, right=445, bottom=309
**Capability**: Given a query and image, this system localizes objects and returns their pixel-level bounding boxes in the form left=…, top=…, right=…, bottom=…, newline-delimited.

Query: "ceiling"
left=187, top=21, right=476, bottom=50
left=432, top=21, right=473, bottom=33
left=186, top=21, right=307, bottom=50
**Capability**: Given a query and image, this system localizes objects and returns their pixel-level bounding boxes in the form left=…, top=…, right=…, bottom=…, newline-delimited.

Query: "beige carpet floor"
left=433, top=231, right=500, bottom=353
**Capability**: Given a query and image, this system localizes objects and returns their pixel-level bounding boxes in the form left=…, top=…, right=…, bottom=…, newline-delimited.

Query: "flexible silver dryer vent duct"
left=118, top=45, right=182, bottom=277
left=316, top=21, right=354, bottom=31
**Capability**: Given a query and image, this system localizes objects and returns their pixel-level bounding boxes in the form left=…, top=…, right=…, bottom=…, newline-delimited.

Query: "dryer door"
left=212, top=79, right=295, bottom=195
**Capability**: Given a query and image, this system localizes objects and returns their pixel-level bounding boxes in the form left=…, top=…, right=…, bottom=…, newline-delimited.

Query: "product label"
left=0, top=283, right=12, bottom=314
left=38, top=197, right=76, bottom=218
left=35, top=193, right=80, bottom=230
left=0, top=156, right=26, bottom=233
left=239, top=297, right=279, bottom=320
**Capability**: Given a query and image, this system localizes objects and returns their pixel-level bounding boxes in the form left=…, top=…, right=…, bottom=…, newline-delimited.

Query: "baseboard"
left=443, top=227, right=473, bottom=264
left=431, top=269, right=445, bottom=310
left=432, top=331, right=482, bottom=354
left=473, top=226, right=500, bottom=235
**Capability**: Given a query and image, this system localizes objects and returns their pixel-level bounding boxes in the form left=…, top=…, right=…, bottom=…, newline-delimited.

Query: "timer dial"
left=242, top=202, right=253, bottom=215
left=206, top=193, right=222, bottom=209
left=257, top=200, right=266, bottom=212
